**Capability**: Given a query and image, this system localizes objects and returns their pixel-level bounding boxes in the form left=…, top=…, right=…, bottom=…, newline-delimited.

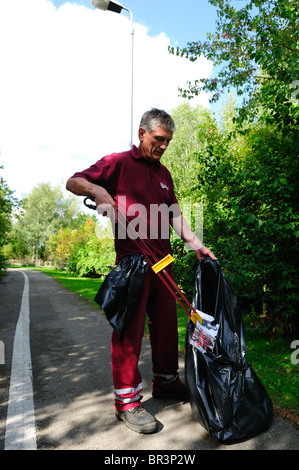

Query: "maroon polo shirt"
left=71, top=145, right=181, bottom=264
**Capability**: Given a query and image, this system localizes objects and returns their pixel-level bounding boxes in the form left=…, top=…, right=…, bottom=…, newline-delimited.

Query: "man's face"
left=139, top=125, right=173, bottom=163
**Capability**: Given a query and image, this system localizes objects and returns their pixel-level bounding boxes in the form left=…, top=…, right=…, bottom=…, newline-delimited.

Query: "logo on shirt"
left=160, top=182, right=169, bottom=191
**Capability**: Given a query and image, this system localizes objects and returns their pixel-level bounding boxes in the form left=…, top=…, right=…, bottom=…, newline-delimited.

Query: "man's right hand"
left=66, top=177, right=117, bottom=222
left=94, top=187, right=117, bottom=222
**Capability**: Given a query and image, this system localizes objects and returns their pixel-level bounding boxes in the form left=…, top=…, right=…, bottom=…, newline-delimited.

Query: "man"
left=66, top=108, right=217, bottom=434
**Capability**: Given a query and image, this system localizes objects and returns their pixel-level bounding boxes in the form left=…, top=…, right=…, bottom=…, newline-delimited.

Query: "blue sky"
left=50, top=0, right=220, bottom=46
left=0, top=0, right=231, bottom=199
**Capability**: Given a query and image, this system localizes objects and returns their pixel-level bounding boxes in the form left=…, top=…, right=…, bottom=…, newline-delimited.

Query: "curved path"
left=0, top=269, right=298, bottom=452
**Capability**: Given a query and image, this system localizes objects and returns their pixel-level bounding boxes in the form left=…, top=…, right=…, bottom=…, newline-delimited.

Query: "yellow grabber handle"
left=151, top=254, right=175, bottom=273
left=151, top=254, right=203, bottom=325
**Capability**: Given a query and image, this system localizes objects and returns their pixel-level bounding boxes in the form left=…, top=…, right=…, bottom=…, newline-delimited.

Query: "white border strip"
left=5, top=271, right=37, bottom=450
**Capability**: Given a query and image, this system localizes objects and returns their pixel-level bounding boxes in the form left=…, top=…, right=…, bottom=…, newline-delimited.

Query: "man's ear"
left=139, top=127, right=146, bottom=141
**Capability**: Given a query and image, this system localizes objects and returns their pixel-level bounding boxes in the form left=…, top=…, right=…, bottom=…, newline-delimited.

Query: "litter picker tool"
left=84, top=196, right=218, bottom=352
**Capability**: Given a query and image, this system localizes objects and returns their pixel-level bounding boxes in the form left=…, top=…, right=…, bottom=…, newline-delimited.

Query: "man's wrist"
left=186, top=234, right=203, bottom=251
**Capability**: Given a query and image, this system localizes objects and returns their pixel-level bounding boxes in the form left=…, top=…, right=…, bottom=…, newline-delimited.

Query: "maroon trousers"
left=111, top=266, right=182, bottom=411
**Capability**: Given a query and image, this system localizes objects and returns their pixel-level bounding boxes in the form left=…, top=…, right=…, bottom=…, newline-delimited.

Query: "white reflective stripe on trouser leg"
left=114, top=393, right=141, bottom=404
left=114, top=382, right=143, bottom=404
left=153, top=373, right=179, bottom=385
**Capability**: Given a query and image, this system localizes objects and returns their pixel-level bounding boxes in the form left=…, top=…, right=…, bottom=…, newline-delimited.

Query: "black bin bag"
left=185, top=257, right=273, bottom=443
left=94, top=254, right=149, bottom=341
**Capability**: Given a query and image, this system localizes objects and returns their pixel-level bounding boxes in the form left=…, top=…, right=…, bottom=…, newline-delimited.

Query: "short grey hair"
left=139, top=108, right=175, bottom=133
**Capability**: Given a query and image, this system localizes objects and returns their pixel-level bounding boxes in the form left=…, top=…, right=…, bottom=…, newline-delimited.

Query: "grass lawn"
left=245, top=333, right=298, bottom=424
left=16, top=266, right=299, bottom=427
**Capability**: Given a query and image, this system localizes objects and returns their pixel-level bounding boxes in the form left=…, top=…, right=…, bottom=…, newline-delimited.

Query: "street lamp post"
left=91, top=0, right=134, bottom=148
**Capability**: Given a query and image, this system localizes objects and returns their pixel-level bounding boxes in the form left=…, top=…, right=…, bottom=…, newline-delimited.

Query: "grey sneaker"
left=115, top=405, right=158, bottom=434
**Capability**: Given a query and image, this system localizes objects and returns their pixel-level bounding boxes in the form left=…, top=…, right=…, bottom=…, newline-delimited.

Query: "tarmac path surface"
left=0, top=268, right=298, bottom=452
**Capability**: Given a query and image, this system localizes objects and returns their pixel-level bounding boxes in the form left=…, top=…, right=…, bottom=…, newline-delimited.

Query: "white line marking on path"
left=4, top=271, right=37, bottom=450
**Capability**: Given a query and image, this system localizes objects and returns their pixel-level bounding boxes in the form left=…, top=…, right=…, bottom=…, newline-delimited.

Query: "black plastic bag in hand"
left=94, top=254, right=149, bottom=340
left=185, top=257, right=273, bottom=442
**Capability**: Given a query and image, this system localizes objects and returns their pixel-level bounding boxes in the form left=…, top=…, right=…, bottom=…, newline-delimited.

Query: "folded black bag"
left=94, top=254, right=149, bottom=340
left=185, top=257, right=273, bottom=443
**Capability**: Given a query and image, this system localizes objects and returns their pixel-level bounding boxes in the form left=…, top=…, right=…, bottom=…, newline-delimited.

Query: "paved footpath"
left=0, top=269, right=298, bottom=452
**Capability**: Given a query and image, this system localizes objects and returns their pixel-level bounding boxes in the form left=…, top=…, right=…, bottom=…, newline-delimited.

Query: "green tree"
left=163, top=103, right=217, bottom=203
left=0, top=166, right=18, bottom=270
left=170, top=0, right=299, bottom=130
left=10, top=182, right=81, bottom=263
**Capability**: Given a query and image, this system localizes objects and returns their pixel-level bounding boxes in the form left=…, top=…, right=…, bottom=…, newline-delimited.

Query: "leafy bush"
left=49, top=217, right=115, bottom=277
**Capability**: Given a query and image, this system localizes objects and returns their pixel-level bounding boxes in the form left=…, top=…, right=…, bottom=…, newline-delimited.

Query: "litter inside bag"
left=94, top=254, right=149, bottom=340
left=189, top=310, right=219, bottom=354
left=185, top=257, right=273, bottom=443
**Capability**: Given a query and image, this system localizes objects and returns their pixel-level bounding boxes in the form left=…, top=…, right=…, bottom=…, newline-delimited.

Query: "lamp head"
left=91, top=0, right=123, bottom=13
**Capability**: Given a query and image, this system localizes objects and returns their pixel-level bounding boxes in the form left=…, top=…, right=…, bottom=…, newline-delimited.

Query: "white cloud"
left=0, top=0, right=213, bottom=199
